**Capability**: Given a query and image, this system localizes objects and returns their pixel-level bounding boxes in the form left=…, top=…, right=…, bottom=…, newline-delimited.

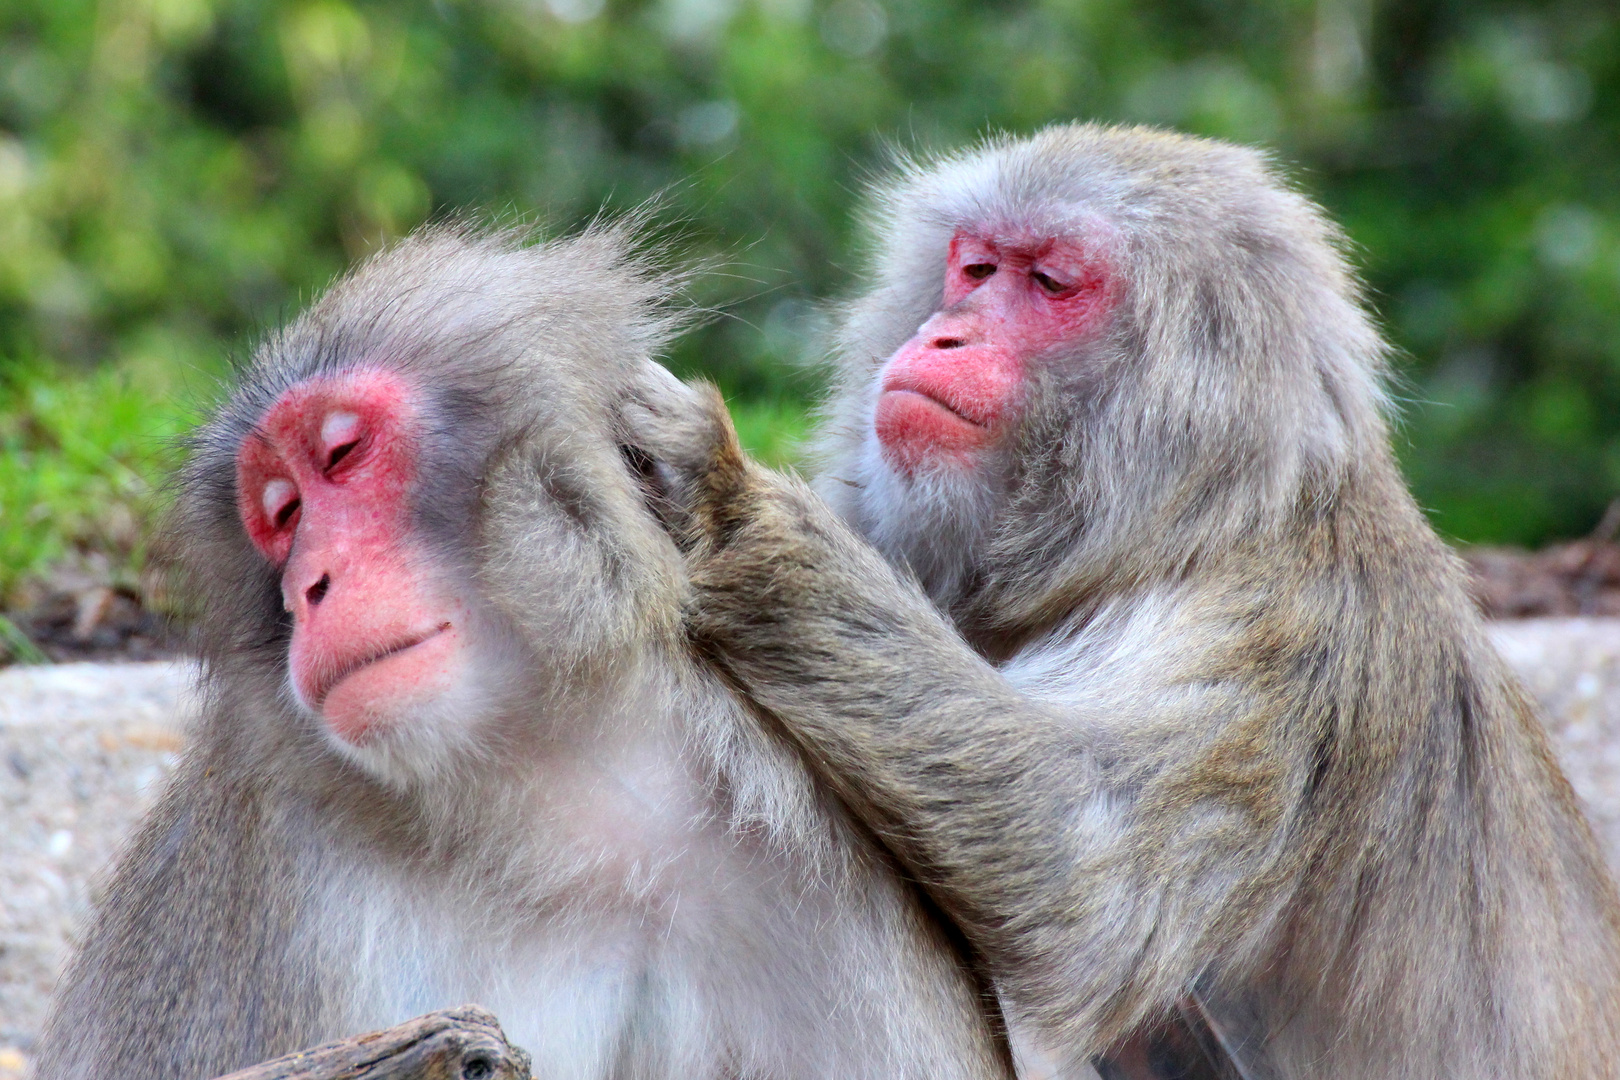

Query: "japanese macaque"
left=33, top=224, right=1013, bottom=1080
left=626, top=124, right=1620, bottom=1080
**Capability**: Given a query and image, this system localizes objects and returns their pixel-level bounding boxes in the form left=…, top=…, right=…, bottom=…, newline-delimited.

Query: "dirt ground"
left=1464, top=537, right=1620, bottom=618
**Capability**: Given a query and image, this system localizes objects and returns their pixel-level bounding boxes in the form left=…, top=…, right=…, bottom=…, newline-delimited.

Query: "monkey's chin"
left=309, top=626, right=531, bottom=789
left=318, top=626, right=462, bottom=748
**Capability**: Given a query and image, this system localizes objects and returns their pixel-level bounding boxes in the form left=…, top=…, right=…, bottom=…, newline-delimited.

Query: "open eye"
left=962, top=263, right=997, bottom=280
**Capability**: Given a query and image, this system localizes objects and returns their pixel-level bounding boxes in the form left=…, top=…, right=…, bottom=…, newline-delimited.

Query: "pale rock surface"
left=1488, top=619, right=1620, bottom=858
left=2, top=620, right=1619, bottom=1074
left=0, top=662, right=199, bottom=1076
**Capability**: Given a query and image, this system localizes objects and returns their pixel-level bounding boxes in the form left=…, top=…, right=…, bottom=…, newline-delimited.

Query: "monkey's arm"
left=634, top=385, right=1290, bottom=1055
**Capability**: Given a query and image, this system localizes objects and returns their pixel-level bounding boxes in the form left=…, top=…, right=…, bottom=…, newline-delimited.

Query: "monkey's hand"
left=619, top=374, right=756, bottom=557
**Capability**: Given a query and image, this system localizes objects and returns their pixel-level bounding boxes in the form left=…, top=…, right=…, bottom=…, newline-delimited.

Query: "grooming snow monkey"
left=628, top=125, right=1620, bottom=1080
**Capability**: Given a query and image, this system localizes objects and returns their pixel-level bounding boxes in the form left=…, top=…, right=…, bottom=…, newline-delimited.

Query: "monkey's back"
left=1137, top=459, right=1620, bottom=1077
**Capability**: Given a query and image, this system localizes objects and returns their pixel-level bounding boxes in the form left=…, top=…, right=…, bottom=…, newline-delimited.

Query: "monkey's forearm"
left=690, top=467, right=1065, bottom=801
left=689, top=463, right=1073, bottom=842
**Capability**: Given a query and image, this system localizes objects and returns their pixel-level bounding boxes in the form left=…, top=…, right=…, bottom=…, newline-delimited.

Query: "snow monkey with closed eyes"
left=627, top=125, right=1620, bottom=1079
left=33, top=223, right=1015, bottom=1080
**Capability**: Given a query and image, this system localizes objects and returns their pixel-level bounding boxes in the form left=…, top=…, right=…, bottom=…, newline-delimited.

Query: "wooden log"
left=211, top=1005, right=533, bottom=1080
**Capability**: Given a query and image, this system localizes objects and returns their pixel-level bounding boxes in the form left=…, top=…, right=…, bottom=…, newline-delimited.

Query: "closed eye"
left=1032, top=270, right=1071, bottom=295
left=326, top=439, right=359, bottom=472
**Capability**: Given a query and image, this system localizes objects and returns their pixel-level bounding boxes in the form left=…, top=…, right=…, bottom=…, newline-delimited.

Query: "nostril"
left=932, top=337, right=966, bottom=350
left=305, top=573, right=331, bottom=607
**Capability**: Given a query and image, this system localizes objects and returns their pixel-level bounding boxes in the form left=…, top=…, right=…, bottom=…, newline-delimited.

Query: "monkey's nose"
left=284, top=568, right=334, bottom=616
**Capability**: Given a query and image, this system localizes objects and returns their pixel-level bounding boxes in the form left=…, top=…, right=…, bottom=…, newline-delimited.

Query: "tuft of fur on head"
left=812, top=123, right=1393, bottom=642
left=169, top=216, right=693, bottom=783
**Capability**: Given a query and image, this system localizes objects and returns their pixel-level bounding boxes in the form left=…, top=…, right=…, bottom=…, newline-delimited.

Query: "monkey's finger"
left=619, top=397, right=716, bottom=549
left=623, top=357, right=691, bottom=418
left=620, top=372, right=709, bottom=460
left=621, top=398, right=704, bottom=486
left=620, top=376, right=738, bottom=475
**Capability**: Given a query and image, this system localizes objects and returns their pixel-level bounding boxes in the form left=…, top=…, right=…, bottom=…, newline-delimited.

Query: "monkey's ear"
left=619, top=370, right=749, bottom=551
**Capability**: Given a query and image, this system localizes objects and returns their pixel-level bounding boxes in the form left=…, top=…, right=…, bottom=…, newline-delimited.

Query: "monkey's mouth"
left=880, top=388, right=987, bottom=428
left=310, top=622, right=453, bottom=709
left=874, top=383, right=998, bottom=470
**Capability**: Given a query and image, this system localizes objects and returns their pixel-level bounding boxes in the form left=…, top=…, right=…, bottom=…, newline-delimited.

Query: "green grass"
left=0, top=358, right=209, bottom=605
left=730, top=396, right=814, bottom=472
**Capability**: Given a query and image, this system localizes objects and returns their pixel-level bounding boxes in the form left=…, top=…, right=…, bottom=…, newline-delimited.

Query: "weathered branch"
left=211, top=1005, right=533, bottom=1080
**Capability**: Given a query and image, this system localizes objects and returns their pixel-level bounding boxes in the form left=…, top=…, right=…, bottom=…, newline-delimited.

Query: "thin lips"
left=311, top=622, right=451, bottom=707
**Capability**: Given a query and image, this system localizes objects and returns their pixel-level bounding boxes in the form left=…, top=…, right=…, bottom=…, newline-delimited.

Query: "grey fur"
left=34, top=223, right=1011, bottom=1080
left=630, top=124, right=1620, bottom=1079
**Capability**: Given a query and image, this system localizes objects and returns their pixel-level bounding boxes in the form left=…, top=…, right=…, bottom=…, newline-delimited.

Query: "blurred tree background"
left=2, top=0, right=1619, bottom=604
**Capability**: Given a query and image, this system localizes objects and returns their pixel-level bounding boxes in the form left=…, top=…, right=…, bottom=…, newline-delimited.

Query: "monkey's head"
left=179, top=223, right=687, bottom=786
left=819, top=123, right=1390, bottom=635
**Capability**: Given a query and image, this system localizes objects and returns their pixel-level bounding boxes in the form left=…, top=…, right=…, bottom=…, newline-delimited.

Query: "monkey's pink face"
left=874, top=229, right=1115, bottom=474
left=236, top=370, right=475, bottom=749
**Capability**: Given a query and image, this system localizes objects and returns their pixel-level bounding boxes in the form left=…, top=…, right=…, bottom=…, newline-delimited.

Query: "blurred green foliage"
left=1, top=0, right=1618, bottom=593
left=0, top=359, right=194, bottom=596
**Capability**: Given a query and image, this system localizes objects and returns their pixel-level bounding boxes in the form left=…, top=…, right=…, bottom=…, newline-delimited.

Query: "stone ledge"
left=1487, top=619, right=1620, bottom=858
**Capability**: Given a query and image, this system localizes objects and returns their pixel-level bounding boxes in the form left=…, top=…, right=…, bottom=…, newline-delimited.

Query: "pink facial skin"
left=874, top=228, right=1116, bottom=473
left=236, top=369, right=464, bottom=746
